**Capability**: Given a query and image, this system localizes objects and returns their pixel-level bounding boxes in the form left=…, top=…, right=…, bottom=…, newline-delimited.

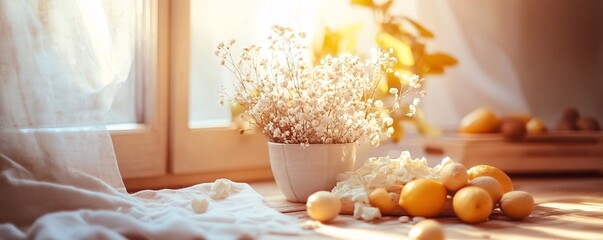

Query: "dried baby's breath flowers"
left=216, top=25, right=423, bottom=146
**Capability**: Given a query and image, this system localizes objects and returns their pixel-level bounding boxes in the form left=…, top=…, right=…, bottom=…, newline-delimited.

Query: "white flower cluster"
left=216, top=25, right=423, bottom=146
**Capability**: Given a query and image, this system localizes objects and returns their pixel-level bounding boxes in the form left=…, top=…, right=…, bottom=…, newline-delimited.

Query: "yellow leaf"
left=424, top=53, right=458, bottom=66
left=314, top=27, right=338, bottom=64
left=376, top=31, right=414, bottom=66
left=391, top=115, right=404, bottom=142
left=411, top=43, right=426, bottom=60
left=415, top=58, right=440, bottom=75
left=314, top=24, right=362, bottom=65
left=390, top=67, right=414, bottom=86
left=426, top=65, right=444, bottom=74
left=351, top=0, right=374, bottom=8
left=418, top=53, right=457, bottom=75
left=230, top=103, right=245, bottom=117
left=376, top=75, right=391, bottom=96
left=385, top=71, right=400, bottom=90
left=380, top=22, right=415, bottom=44
left=403, top=17, right=434, bottom=38
left=375, top=0, right=393, bottom=12
left=337, top=23, right=362, bottom=54
left=323, top=28, right=340, bottom=53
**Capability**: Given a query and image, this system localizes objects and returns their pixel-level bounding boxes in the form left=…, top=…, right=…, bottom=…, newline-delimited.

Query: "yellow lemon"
left=306, top=191, right=341, bottom=222
left=468, top=176, right=504, bottom=204
left=467, top=165, right=513, bottom=193
left=408, top=219, right=445, bottom=240
left=453, top=186, right=493, bottom=223
left=440, top=162, right=469, bottom=192
left=459, top=108, right=500, bottom=134
left=399, top=179, right=447, bottom=217
left=369, top=188, right=398, bottom=213
left=526, top=118, right=547, bottom=133
left=500, top=191, right=534, bottom=220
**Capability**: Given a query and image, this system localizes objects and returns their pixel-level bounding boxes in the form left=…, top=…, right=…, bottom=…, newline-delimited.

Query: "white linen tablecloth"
left=1, top=152, right=302, bottom=240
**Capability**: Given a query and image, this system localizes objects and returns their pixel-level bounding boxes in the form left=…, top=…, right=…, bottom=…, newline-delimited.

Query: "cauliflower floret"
left=331, top=151, right=456, bottom=222
left=210, top=178, right=233, bottom=200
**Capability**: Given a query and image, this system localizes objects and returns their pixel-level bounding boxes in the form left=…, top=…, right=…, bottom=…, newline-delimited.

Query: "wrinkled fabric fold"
left=0, top=180, right=302, bottom=240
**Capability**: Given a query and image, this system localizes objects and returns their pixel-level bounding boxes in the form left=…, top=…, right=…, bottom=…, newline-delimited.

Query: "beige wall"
left=514, top=0, right=603, bottom=126
left=414, top=0, right=603, bottom=128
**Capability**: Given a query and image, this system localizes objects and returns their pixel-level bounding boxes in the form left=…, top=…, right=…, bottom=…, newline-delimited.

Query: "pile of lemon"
left=305, top=164, right=534, bottom=239
left=368, top=164, right=534, bottom=223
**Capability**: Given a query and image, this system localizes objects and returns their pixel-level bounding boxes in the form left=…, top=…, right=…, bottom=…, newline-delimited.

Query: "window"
left=118, top=0, right=603, bottom=189
left=168, top=0, right=345, bottom=178
left=111, top=0, right=167, bottom=179
left=169, top=0, right=273, bottom=178
left=122, top=0, right=335, bottom=189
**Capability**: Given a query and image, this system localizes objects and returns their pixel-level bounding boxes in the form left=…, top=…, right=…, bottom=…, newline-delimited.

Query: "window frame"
left=111, top=0, right=168, bottom=179
left=169, top=1, right=272, bottom=176
left=120, top=1, right=273, bottom=191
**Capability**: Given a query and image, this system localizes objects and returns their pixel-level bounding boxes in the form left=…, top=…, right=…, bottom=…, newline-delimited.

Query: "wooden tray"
left=422, top=132, right=603, bottom=174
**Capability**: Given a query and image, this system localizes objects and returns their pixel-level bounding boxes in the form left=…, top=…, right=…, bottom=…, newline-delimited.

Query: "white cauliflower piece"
left=331, top=151, right=457, bottom=221
left=210, top=178, right=233, bottom=200
left=353, top=202, right=365, bottom=219
left=361, top=206, right=382, bottom=221
left=191, top=197, right=209, bottom=213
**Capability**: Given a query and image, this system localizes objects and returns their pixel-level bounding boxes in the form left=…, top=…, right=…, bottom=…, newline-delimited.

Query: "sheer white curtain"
left=0, top=1, right=299, bottom=239
left=0, top=0, right=134, bottom=225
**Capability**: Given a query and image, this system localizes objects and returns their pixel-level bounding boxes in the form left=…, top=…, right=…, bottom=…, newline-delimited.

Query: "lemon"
left=369, top=188, right=398, bottom=213
left=459, top=108, right=500, bottom=134
left=408, top=219, right=445, bottom=240
left=500, top=191, right=534, bottom=220
left=467, top=165, right=513, bottom=193
left=399, top=179, right=447, bottom=217
left=468, top=176, right=504, bottom=204
left=306, top=191, right=341, bottom=222
left=453, top=186, right=493, bottom=223
left=440, top=163, right=469, bottom=192
left=526, top=118, right=547, bottom=133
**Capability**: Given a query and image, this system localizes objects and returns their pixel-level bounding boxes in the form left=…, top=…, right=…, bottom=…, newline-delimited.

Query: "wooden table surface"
left=251, top=176, right=603, bottom=240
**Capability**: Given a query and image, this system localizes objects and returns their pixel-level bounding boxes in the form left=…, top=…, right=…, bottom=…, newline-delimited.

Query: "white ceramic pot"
left=268, top=142, right=360, bottom=202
